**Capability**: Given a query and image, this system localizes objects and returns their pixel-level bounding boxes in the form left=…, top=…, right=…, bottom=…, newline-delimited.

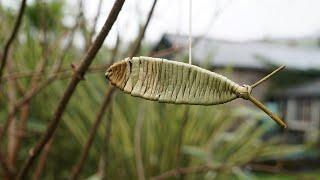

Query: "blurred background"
left=0, top=0, right=320, bottom=179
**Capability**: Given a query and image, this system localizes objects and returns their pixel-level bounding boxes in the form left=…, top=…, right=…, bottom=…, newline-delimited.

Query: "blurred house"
left=153, top=33, right=320, bottom=143
left=273, top=80, right=320, bottom=142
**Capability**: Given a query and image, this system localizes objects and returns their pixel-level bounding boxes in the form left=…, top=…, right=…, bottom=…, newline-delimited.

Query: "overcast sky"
left=3, top=0, right=320, bottom=46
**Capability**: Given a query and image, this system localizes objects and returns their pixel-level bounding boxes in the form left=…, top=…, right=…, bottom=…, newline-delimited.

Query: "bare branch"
left=0, top=0, right=27, bottom=84
left=0, top=10, right=81, bottom=144
left=6, top=55, right=19, bottom=171
left=16, top=1, right=126, bottom=178
left=129, top=0, right=158, bottom=58
left=0, top=151, right=14, bottom=179
left=70, top=88, right=115, bottom=180
left=32, top=138, right=53, bottom=180
left=87, top=0, right=103, bottom=48
left=70, top=0, right=158, bottom=177
left=110, top=33, right=120, bottom=64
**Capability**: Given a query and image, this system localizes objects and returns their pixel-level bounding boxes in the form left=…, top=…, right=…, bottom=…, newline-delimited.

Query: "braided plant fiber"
left=106, top=56, right=287, bottom=128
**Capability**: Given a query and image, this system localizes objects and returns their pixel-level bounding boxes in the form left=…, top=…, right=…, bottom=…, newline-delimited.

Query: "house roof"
left=273, top=79, right=320, bottom=98
left=160, top=34, right=320, bottom=70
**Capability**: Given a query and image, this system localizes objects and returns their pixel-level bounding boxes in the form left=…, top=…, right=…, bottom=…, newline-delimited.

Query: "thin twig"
left=251, top=65, right=285, bottom=88
left=14, top=103, right=29, bottom=157
left=97, top=105, right=113, bottom=180
left=16, top=1, right=125, bottom=178
left=175, top=106, right=189, bottom=167
left=70, top=87, right=115, bottom=180
left=32, top=138, right=53, bottom=180
left=1, top=63, right=107, bottom=82
left=110, top=33, right=120, bottom=64
left=0, top=1, right=231, bottom=83
left=0, top=65, right=108, bottom=140
left=129, top=0, right=158, bottom=58
left=151, top=164, right=218, bottom=180
left=8, top=6, right=51, bottom=167
left=248, top=163, right=285, bottom=173
left=0, top=0, right=27, bottom=84
left=135, top=104, right=146, bottom=180
left=51, top=8, right=82, bottom=74
left=0, top=151, right=14, bottom=179
left=32, top=6, right=85, bottom=179
left=6, top=55, right=18, bottom=172
left=87, top=0, right=103, bottom=48
left=0, top=8, right=82, bottom=143
left=75, top=29, right=120, bottom=178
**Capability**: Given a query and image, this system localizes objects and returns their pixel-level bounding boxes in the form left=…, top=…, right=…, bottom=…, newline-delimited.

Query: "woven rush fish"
left=105, top=56, right=287, bottom=128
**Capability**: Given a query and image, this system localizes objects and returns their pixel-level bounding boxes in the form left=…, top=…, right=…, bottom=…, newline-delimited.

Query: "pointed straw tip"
left=282, top=122, right=287, bottom=129
left=279, top=122, right=287, bottom=129
left=279, top=65, right=286, bottom=70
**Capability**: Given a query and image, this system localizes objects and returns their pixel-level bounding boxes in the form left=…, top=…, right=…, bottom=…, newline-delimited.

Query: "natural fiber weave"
left=106, top=56, right=249, bottom=105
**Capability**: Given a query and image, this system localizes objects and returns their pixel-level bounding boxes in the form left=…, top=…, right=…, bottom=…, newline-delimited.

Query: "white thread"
left=188, top=0, right=192, bottom=65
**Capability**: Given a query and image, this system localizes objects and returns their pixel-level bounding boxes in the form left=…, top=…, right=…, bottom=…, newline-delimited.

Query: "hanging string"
left=188, top=0, right=192, bottom=65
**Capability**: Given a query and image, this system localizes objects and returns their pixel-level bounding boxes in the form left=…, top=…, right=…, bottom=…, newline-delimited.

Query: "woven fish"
left=105, top=56, right=287, bottom=128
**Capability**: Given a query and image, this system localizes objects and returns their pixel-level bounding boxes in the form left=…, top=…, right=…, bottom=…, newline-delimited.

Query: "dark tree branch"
left=0, top=0, right=27, bottom=84
left=129, top=0, right=158, bottom=58
left=71, top=0, right=158, bottom=178
left=70, top=88, right=115, bottom=180
left=6, top=54, right=19, bottom=172
left=32, top=138, right=53, bottom=180
left=16, top=0, right=126, bottom=178
left=0, top=150, right=14, bottom=179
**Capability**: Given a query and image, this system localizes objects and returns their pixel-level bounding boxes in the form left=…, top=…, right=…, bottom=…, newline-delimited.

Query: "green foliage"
left=25, top=0, right=64, bottom=31
left=0, top=2, right=315, bottom=180
left=57, top=73, right=303, bottom=179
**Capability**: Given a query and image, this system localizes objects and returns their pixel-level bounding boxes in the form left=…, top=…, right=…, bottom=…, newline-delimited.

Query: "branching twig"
left=0, top=0, right=27, bottom=84
left=7, top=8, right=51, bottom=168
left=70, top=88, right=115, bottom=180
left=0, top=65, right=108, bottom=140
left=16, top=1, right=126, bottom=178
left=129, top=0, right=158, bottom=58
left=0, top=6, right=82, bottom=143
left=32, top=7, right=85, bottom=180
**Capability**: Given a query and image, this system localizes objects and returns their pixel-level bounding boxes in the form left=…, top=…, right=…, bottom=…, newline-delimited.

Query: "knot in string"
left=237, top=85, right=252, bottom=100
